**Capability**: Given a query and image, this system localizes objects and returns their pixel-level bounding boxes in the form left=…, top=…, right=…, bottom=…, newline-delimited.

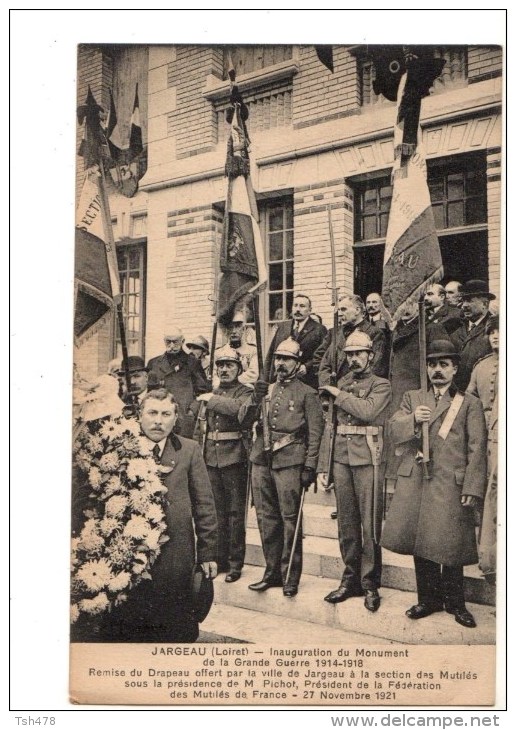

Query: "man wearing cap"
left=214, top=312, right=259, bottom=388
left=467, top=316, right=499, bottom=583
left=71, top=388, right=218, bottom=643
left=243, top=337, right=324, bottom=597
left=319, top=331, right=392, bottom=612
left=147, top=329, right=210, bottom=438
left=196, top=346, right=254, bottom=583
left=317, top=294, right=388, bottom=385
left=424, top=283, right=463, bottom=336
left=265, top=294, right=328, bottom=390
left=451, top=280, right=496, bottom=391
left=186, top=335, right=211, bottom=380
left=118, top=355, right=152, bottom=405
left=381, top=339, right=487, bottom=628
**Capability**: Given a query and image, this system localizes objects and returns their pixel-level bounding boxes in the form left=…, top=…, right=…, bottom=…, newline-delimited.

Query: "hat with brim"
left=426, top=339, right=460, bottom=361
left=117, top=355, right=149, bottom=374
left=190, top=565, right=214, bottom=623
left=461, top=279, right=496, bottom=301
left=186, top=335, right=210, bottom=354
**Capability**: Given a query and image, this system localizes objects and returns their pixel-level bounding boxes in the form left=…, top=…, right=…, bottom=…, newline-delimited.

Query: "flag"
left=381, top=49, right=446, bottom=320
left=128, top=84, right=143, bottom=160
left=77, top=87, right=106, bottom=170
left=106, top=89, right=124, bottom=164
left=218, top=94, right=267, bottom=329
left=74, top=171, right=120, bottom=342
left=315, top=45, right=334, bottom=73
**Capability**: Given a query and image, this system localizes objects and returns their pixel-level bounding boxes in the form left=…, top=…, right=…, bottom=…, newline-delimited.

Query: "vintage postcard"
left=69, top=34, right=502, bottom=709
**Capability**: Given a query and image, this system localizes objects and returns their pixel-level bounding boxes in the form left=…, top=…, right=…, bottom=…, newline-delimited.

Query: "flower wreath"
left=71, top=415, right=171, bottom=625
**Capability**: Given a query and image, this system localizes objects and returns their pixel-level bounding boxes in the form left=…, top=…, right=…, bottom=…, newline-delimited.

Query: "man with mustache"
left=196, top=346, right=254, bottom=583
left=243, top=337, right=324, bottom=597
left=382, top=340, right=487, bottom=628
left=319, top=331, right=391, bottom=612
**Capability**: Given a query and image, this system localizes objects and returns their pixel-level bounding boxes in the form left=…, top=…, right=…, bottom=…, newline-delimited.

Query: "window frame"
left=113, top=237, right=147, bottom=359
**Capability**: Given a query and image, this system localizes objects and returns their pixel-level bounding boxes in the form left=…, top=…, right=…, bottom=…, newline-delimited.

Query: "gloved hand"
left=300, top=467, right=316, bottom=491
left=254, top=379, right=269, bottom=403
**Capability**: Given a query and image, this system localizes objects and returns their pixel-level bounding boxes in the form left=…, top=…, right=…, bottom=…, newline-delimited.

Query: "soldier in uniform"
left=319, top=331, right=392, bottom=612
left=213, top=311, right=259, bottom=388
left=196, top=346, right=254, bottom=583
left=243, top=338, right=324, bottom=597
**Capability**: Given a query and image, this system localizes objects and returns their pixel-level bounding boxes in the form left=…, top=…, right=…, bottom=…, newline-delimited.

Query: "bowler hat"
left=461, top=280, right=496, bottom=301
left=117, top=355, right=148, bottom=374
left=190, top=565, right=214, bottom=623
left=426, top=339, right=460, bottom=361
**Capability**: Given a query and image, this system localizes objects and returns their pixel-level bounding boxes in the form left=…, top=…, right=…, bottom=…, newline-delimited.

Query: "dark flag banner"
left=74, top=227, right=113, bottom=341
left=381, top=48, right=445, bottom=320
left=129, top=84, right=143, bottom=160
left=315, top=45, right=334, bottom=73
left=217, top=90, right=266, bottom=329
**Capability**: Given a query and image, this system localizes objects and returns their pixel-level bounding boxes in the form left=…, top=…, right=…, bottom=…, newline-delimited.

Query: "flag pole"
left=418, top=297, right=430, bottom=478
left=97, top=157, right=134, bottom=408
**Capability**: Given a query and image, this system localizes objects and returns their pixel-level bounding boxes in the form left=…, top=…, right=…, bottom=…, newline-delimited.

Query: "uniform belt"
left=270, top=430, right=303, bottom=452
left=206, top=431, right=242, bottom=441
left=336, top=425, right=382, bottom=436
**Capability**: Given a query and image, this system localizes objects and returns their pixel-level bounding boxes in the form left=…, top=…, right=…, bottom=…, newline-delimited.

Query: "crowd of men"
left=73, top=280, right=499, bottom=641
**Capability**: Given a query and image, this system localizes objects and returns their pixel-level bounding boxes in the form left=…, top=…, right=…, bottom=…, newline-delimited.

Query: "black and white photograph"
left=10, top=8, right=507, bottom=716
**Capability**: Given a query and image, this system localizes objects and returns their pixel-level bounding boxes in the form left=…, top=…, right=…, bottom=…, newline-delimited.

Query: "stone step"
left=203, top=602, right=403, bottom=645
left=212, top=565, right=495, bottom=646
left=244, top=507, right=495, bottom=607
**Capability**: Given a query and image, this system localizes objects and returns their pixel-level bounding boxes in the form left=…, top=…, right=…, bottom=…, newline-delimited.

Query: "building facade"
left=75, top=44, right=502, bottom=380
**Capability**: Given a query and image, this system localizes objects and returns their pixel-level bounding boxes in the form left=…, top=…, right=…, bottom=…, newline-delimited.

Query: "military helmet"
left=215, top=345, right=242, bottom=367
left=274, top=337, right=302, bottom=359
left=343, top=330, right=373, bottom=353
left=186, top=335, right=210, bottom=354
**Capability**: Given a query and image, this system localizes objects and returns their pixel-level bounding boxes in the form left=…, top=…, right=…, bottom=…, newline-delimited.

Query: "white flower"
left=104, top=475, right=123, bottom=497
left=76, top=558, right=113, bottom=592
left=145, top=528, right=163, bottom=552
left=142, top=473, right=168, bottom=495
left=89, top=466, right=102, bottom=489
left=123, top=515, right=150, bottom=539
left=80, top=592, right=110, bottom=615
left=105, top=495, right=129, bottom=518
left=146, top=503, right=165, bottom=524
left=128, top=489, right=152, bottom=513
left=99, top=452, right=119, bottom=472
left=79, top=520, right=104, bottom=553
left=99, top=517, right=119, bottom=536
left=70, top=603, right=80, bottom=624
left=126, top=458, right=151, bottom=482
left=131, top=555, right=148, bottom=574
left=108, top=571, right=131, bottom=592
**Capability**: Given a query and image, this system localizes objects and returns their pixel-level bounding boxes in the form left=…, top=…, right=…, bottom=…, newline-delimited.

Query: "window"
left=355, top=180, right=392, bottom=241
left=359, top=46, right=467, bottom=106
left=115, top=242, right=146, bottom=358
left=429, top=156, right=487, bottom=230
left=223, top=46, right=293, bottom=79
left=261, top=199, right=294, bottom=325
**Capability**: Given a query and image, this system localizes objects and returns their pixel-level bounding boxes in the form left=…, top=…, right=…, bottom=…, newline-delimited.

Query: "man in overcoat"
left=243, top=337, right=324, bottom=597
left=265, top=293, right=327, bottom=390
left=147, top=328, right=210, bottom=437
left=381, top=340, right=487, bottom=628
left=451, top=280, right=495, bottom=390
left=71, top=389, right=218, bottom=643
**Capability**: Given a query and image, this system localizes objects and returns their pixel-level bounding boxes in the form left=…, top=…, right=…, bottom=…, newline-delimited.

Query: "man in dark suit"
left=451, top=280, right=495, bottom=390
left=264, top=293, right=327, bottom=390
left=318, top=294, right=388, bottom=384
left=382, top=340, right=487, bottom=629
left=71, top=389, right=218, bottom=642
left=424, top=283, right=462, bottom=336
left=147, top=328, right=210, bottom=437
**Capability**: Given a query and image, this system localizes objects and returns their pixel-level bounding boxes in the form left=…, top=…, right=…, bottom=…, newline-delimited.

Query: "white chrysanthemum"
left=145, top=528, right=163, bottom=552
left=88, top=434, right=103, bottom=453
left=104, top=474, right=123, bottom=497
left=70, top=603, right=80, bottom=624
left=121, top=418, right=141, bottom=437
left=79, top=520, right=104, bottom=553
left=123, top=515, right=150, bottom=539
left=76, top=558, right=113, bottom=592
left=105, top=495, right=129, bottom=518
left=99, top=452, right=119, bottom=472
left=89, top=466, right=102, bottom=489
left=108, top=571, right=131, bottom=592
left=132, top=555, right=148, bottom=574
left=107, top=535, right=134, bottom=566
left=73, top=449, right=90, bottom=471
left=146, top=503, right=165, bottom=524
left=142, top=474, right=168, bottom=495
left=128, top=488, right=152, bottom=513
left=126, top=458, right=151, bottom=482
left=80, top=592, right=109, bottom=615
left=99, top=517, right=119, bottom=536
